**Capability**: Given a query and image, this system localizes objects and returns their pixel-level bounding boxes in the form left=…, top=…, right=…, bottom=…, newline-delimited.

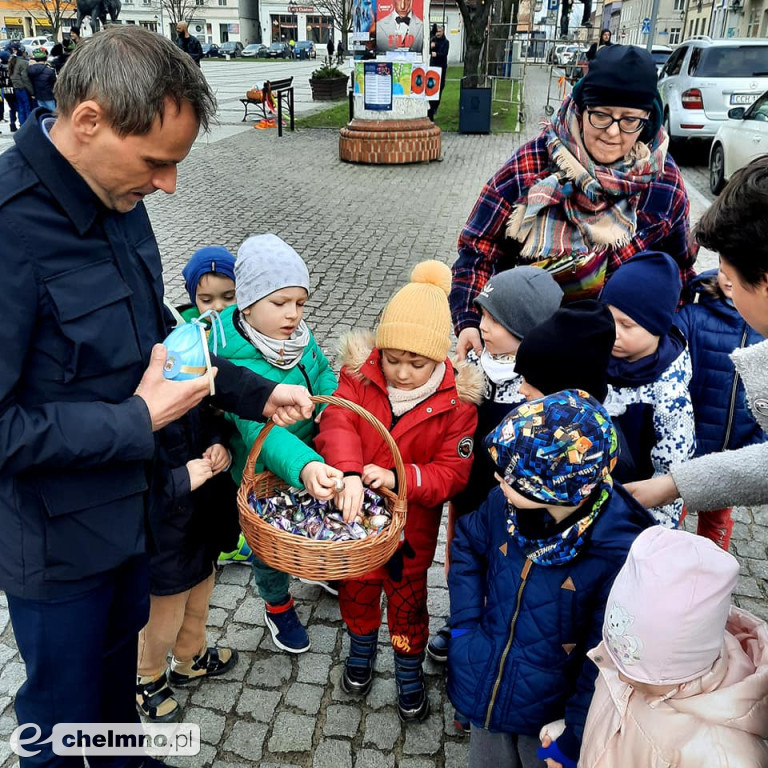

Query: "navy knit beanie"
left=600, top=251, right=681, bottom=336
left=577, top=45, right=658, bottom=112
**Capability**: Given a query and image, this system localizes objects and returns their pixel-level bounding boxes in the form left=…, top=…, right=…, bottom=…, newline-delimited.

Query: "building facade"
left=619, top=0, right=686, bottom=45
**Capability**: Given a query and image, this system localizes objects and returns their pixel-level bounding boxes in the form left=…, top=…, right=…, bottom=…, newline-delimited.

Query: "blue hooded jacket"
left=447, top=483, right=655, bottom=762
left=674, top=270, right=766, bottom=456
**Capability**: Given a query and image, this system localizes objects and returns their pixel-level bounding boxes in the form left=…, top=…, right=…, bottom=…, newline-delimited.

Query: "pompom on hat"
left=376, top=261, right=453, bottom=362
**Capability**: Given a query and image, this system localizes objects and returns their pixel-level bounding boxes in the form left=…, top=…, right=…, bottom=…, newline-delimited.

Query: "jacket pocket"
left=447, top=626, right=496, bottom=722
left=37, top=465, right=147, bottom=581
left=44, top=260, right=142, bottom=381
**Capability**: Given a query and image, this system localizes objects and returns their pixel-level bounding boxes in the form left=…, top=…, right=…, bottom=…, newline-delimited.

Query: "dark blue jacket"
left=674, top=270, right=766, bottom=456
left=27, top=62, right=56, bottom=102
left=0, top=111, right=274, bottom=599
left=447, top=484, right=655, bottom=762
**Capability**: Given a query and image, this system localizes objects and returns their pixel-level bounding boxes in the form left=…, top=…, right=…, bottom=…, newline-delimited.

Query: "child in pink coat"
left=571, top=527, right=768, bottom=767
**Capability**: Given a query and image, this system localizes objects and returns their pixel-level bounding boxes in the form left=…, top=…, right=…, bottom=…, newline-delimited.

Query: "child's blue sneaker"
left=217, top=534, right=254, bottom=565
left=264, top=596, right=311, bottom=654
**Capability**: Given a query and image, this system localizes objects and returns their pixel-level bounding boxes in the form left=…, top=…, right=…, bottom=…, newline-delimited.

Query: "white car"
left=20, top=36, right=55, bottom=56
left=557, top=45, right=581, bottom=66
left=659, top=36, right=768, bottom=143
left=709, top=89, right=768, bottom=194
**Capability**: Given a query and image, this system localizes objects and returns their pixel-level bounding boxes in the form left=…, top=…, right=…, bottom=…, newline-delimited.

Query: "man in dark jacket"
left=427, top=24, right=449, bottom=120
left=0, top=26, right=319, bottom=767
left=27, top=48, right=56, bottom=110
left=176, top=21, right=203, bottom=65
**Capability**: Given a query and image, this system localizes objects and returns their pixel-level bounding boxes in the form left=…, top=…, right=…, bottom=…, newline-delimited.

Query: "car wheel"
left=664, top=111, right=680, bottom=147
left=709, top=144, right=726, bottom=195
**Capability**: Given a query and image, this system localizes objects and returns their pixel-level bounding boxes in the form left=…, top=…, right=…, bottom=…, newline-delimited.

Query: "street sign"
left=548, top=0, right=559, bottom=11
left=641, top=16, right=651, bottom=33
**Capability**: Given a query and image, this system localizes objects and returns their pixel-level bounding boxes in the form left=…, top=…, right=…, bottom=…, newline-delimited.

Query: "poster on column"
left=376, top=0, right=424, bottom=52
left=364, top=61, right=393, bottom=110
left=352, top=0, right=376, bottom=35
left=392, top=62, right=413, bottom=95
left=425, top=66, right=441, bottom=98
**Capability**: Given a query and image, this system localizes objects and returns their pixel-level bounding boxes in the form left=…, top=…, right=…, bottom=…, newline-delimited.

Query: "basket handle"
left=242, top=394, right=407, bottom=503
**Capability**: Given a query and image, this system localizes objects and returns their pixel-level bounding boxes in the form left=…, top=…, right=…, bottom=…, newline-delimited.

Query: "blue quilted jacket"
left=674, top=270, right=766, bottom=456
left=447, top=484, right=655, bottom=762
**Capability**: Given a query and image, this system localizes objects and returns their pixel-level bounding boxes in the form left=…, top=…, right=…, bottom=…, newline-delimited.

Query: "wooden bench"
left=240, top=77, right=295, bottom=137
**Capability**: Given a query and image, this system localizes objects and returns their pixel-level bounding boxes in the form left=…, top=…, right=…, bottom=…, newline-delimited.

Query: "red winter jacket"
left=315, top=331, right=481, bottom=576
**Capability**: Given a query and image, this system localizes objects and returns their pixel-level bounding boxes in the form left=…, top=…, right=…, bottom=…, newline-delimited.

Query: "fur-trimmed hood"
left=337, top=330, right=484, bottom=406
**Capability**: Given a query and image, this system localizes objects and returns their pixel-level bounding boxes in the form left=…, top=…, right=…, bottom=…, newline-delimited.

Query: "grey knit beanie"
left=234, top=234, right=311, bottom=310
left=474, top=266, right=563, bottom=338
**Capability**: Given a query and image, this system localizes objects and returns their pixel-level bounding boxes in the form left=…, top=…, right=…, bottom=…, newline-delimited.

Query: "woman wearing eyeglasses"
left=450, top=45, right=696, bottom=360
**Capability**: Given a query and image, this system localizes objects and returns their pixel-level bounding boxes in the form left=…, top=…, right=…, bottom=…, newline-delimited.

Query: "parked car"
left=219, top=41, right=244, bottom=57
left=564, top=50, right=589, bottom=83
left=557, top=44, right=581, bottom=66
left=709, top=88, right=768, bottom=194
left=658, top=36, right=768, bottom=144
left=20, top=36, right=55, bottom=56
left=293, top=40, right=316, bottom=59
left=241, top=43, right=268, bottom=58
left=202, top=43, right=223, bottom=58
left=548, top=43, right=568, bottom=65
left=268, top=41, right=292, bottom=58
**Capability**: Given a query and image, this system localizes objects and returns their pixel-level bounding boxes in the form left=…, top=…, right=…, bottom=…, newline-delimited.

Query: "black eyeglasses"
left=586, top=109, right=649, bottom=134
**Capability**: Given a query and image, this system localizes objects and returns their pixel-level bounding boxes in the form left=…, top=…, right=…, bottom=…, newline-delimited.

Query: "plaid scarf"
left=507, top=480, right=612, bottom=567
left=507, top=97, right=668, bottom=261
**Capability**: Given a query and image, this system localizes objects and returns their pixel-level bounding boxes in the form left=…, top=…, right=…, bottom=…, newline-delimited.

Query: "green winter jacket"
left=212, top=305, right=338, bottom=487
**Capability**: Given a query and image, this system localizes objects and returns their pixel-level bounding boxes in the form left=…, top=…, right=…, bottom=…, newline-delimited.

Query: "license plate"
left=731, top=92, right=759, bottom=105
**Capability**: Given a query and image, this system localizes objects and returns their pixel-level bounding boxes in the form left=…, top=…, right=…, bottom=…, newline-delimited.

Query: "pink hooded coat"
left=580, top=607, right=768, bottom=767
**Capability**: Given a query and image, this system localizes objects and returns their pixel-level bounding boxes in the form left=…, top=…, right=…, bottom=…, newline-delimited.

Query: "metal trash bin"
left=459, top=76, right=492, bottom=135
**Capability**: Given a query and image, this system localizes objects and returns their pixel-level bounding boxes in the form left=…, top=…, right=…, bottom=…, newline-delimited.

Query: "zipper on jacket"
left=297, top=363, right=314, bottom=394
left=484, top=557, right=532, bottom=729
left=721, top=326, right=749, bottom=452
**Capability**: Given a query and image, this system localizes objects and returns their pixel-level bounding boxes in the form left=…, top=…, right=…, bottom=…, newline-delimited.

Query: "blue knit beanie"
left=600, top=251, right=681, bottom=336
left=182, top=246, right=236, bottom=304
left=484, top=389, right=618, bottom=507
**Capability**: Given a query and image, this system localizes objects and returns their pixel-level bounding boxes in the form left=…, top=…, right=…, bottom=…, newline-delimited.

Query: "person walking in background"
left=69, top=25, right=82, bottom=45
left=0, top=48, right=16, bottom=132
left=336, top=39, right=344, bottom=63
left=327, top=37, right=334, bottom=61
left=28, top=48, right=56, bottom=111
left=586, top=29, right=613, bottom=61
left=176, top=21, right=203, bottom=66
left=8, top=43, right=33, bottom=125
left=427, top=25, right=449, bottom=121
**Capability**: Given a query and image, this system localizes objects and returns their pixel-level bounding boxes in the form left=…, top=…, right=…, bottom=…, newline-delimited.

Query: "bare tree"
left=312, top=0, right=352, bottom=49
left=15, top=0, right=77, bottom=37
left=456, top=0, right=493, bottom=76
left=161, top=0, right=204, bottom=28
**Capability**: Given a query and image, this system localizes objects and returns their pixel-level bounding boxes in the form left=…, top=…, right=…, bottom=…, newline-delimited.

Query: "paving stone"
left=268, top=712, right=316, bottom=753
left=735, top=575, right=764, bottom=599
left=217, top=566, right=253, bottom=586
left=736, top=597, right=768, bottom=623
left=171, top=741, right=217, bottom=767
left=247, top=655, right=292, bottom=688
left=184, top=707, right=227, bottom=745
left=297, top=652, right=333, bottom=685
left=0, top=646, right=16, bottom=667
left=221, top=624, right=265, bottom=653
left=363, top=711, right=401, bottom=750
left=733, top=540, right=768, bottom=560
left=0, top=663, right=25, bottom=697
left=313, top=597, right=343, bottom=622
left=190, top=682, right=242, bottom=713
left=324, top=704, right=362, bottom=738
left=237, top=686, right=282, bottom=721
left=0, top=715, right=16, bottom=737
left=444, top=741, right=471, bottom=768
left=233, top=596, right=266, bottom=625
left=210, top=584, right=248, bottom=610
left=399, top=760, right=436, bottom=768
left=313, top=738, right=352, bottom=768
left=221, top=720, right=268, bottom=762
left=207, top=607, right=229, bottom=628
left=355, top=751, right=396, bottom=768
left=307, top=624, right=340, bottom=654
left=403, top=711, right=443, bottom=755
left=284, top=682, right=324, bottom=714
left=366, top=676, right=398, bottom=710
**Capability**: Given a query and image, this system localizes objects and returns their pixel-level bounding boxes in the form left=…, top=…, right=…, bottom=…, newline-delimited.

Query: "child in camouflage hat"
left=447, top=390, right=655, bottom=768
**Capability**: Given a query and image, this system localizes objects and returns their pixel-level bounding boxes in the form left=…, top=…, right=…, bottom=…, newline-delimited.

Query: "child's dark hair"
left=695, top=155, right=768, bottom=287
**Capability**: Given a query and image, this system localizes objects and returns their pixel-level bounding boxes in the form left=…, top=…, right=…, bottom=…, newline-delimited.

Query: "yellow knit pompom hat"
left=375, top=260, right=452, bottom=362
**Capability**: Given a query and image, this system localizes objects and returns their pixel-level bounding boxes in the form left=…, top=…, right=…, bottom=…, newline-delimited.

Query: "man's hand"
left=203, top=443, right=230, bottom=474
left=264, top=384, right=314, bottom=427
left=362, top=464, right=395, bottom=491
left=187, top=457, right=214, bottom=491
left=135, top=344, right=216, bottom=432
left=625, top=474, right=679, bottom=509
left=455, top=327, right=482, bottom=362
left=300, top=461, right=344, bottom=501
left=336, top=474, right=365, bottom=522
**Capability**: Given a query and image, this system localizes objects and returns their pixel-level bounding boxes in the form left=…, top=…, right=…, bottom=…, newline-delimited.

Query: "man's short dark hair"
left=70, top=25, right=81, bottom=35
left=695, top=155, right=768, bottom=286
left=54, top=26, right=216, bottom=136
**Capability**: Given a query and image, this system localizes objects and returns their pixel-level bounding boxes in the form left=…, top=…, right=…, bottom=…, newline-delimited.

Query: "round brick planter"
left=309, top=76, right=349, bottom=101
left=338, top=118, right=441, bottom=165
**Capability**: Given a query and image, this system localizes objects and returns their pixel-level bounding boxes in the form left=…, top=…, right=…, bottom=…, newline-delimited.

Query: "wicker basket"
left=237, top=395, right=408, bottom=581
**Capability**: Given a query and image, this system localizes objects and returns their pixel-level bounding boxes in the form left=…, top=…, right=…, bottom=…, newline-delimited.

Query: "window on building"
left=139, top=20, right=157, bottom=30
left=673, top=0, right=685, bottom=11
left=747, top=8, right=760, bottom=36
left=271, top=14, right=298, bottom=42
left=306, top=14, right=333, bottom=43
left=218, top=0, right=227, bottom=6
left=669, top=26, right=681, bottom=44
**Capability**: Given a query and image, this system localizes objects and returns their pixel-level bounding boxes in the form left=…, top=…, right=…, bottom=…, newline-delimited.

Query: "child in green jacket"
left=215, top=234, right=342, bottom=653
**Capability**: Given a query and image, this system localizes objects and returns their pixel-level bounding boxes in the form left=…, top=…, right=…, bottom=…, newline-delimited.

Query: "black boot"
left=341, top=630, right=378, bottom=695
left=394, top=651, right=429, bottom=722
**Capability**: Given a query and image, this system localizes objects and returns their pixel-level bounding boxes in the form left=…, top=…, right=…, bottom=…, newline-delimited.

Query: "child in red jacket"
left=316, top=261, right=481, bottom=722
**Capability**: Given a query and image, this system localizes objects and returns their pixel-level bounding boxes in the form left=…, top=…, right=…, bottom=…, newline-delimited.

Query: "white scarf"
left=480, top=349, right=519, bottom=386
left=387, top=362, right=446, bottom=417
left=237, top=314, right=310, bottom=369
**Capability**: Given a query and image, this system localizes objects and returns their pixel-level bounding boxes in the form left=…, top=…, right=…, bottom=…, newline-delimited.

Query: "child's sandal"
left=168, top=646, right=238, bottom=685
left=136, top=672, right=180, bottom=723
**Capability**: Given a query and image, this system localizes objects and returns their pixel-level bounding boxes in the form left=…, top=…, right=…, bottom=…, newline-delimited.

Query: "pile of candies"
left=248, top=487, right=391, bottom=542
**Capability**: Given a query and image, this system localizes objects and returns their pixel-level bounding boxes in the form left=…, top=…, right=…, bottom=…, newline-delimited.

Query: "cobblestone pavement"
left=0, top=64, right=756, bottom=768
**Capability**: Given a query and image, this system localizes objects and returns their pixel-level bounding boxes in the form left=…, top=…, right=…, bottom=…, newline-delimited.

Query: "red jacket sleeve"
left=403, top=402, right=478, bottom=508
